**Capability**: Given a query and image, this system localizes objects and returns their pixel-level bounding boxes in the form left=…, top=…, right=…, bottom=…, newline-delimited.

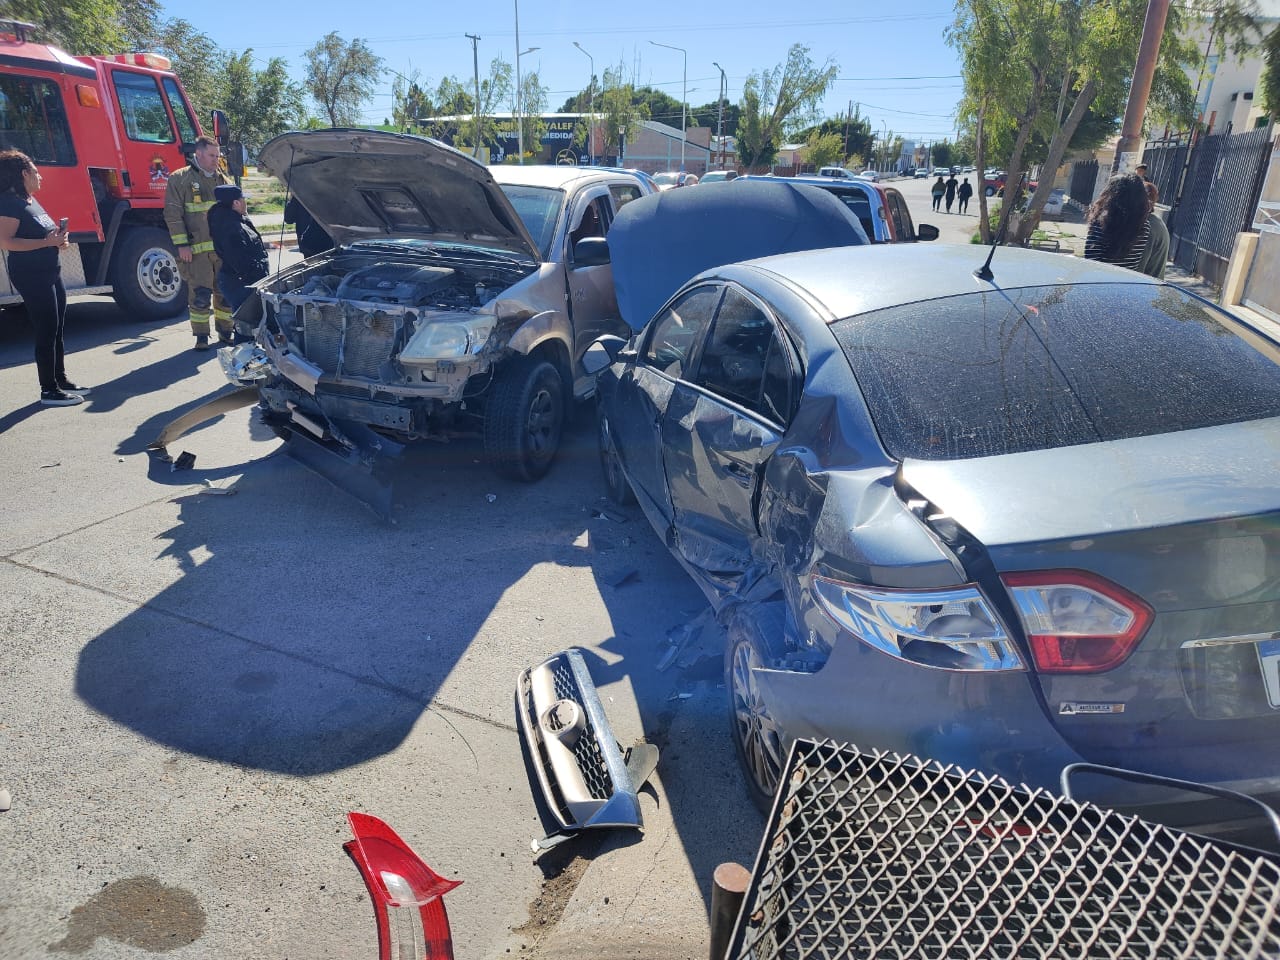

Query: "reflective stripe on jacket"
left=163, top=165, right=230, bottom=250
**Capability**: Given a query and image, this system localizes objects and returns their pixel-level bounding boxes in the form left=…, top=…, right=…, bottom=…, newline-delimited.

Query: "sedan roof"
left=737, top=243, right=1161, bottom=319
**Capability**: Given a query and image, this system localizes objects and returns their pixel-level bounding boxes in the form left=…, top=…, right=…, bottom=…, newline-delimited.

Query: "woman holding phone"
left=0, top=149, right=89, bottom=406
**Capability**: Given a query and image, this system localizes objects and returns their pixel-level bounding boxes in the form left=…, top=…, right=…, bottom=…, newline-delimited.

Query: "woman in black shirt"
left=0, top=149, right=88, bottom=406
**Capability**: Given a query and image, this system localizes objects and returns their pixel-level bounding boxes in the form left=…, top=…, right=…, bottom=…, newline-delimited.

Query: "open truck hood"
left=258, top=129, right=541, bottom=261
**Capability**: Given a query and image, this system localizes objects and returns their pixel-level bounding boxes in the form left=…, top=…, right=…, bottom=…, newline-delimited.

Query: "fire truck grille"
left=298, top=303, right=398, bottom=379
left=726, top=741, right=1280, bottom=960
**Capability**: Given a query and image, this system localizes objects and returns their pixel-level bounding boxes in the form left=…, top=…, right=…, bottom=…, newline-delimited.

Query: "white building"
left=1181, top=0, right=1280, bottom=134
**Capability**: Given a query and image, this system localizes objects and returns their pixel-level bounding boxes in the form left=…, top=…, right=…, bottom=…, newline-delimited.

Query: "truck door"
left=0, top=69, right=101, bottom=260
left=105, top=67, right=191, bottom=201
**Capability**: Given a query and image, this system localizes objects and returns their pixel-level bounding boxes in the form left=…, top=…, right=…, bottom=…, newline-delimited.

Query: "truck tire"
left=110, top=227, right=186, bottom=320
left=484, top=357, right=565, bottom=482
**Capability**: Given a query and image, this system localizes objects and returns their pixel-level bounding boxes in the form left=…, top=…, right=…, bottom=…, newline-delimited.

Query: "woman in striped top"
left=1084, top=173, right=1151, bottom=271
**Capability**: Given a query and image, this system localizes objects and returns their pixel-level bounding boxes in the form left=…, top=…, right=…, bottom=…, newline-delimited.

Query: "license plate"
left=1256, top=638, right=1280, bottom=708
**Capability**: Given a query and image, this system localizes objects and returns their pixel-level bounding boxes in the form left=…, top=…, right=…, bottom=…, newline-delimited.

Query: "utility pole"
left=466, top=34, right=483, bottom=161
left=713, top=61, right=726, bottom=170
left=1112, top=0, right=1172, bottom=173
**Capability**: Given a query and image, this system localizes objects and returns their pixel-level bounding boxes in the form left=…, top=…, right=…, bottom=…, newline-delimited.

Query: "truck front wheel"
left=110, top=227, right=186, bottom=320
left=484, top=357, right=565, bottom=481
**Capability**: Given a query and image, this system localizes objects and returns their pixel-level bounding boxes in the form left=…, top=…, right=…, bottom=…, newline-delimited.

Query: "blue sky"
left=162, top=0, right=966, bottom=147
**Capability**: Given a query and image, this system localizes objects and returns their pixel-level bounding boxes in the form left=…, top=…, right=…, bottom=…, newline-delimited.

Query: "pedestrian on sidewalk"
left=1138, top=181, right=1169, bottom=279
left=957, top=177, right=973, bottom=214
left=208, top=184, right=270, bottom=319
left=944, top=174, right=959, bottom=213
left=0, top=150, right=90, bottom=406
left=1084, top=173, right=1150, bottom=272
left=931, top=175, right=945, bottom=212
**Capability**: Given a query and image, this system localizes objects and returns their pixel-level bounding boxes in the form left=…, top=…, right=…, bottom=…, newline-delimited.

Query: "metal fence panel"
left=1067, top=159, right=1097, bottom=206
left=1142, top=138, right=1189, bottom=205
left=726, top=741, right=1280, bottom=960
left=1171, top=128, right=1274, bottom=270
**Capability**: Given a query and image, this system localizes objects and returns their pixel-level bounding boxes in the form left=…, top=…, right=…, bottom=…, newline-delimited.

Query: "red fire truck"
left=0, top=19, right=225, bottom=318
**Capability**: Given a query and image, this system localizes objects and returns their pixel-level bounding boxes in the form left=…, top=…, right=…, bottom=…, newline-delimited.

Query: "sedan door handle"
left=724, top=461, right=753, bottom=488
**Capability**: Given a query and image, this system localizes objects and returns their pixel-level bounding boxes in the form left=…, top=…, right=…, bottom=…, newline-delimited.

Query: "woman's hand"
left=48, top=226, right=70, bottom=250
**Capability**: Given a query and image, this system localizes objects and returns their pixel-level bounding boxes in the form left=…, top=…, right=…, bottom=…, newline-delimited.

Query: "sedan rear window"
left=832, top=283, right=1280, bottom=460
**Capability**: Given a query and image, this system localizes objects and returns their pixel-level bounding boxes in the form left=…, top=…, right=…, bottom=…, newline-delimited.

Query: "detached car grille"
left=299, top=301, right=399, bottom=380
left=516, top=649, right=641, bottom=833
left=727, top=740, right=1280, bottom=959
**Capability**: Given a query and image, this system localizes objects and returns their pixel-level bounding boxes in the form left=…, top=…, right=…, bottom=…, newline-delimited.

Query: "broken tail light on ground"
left=345, top=812, right=461, bottom=960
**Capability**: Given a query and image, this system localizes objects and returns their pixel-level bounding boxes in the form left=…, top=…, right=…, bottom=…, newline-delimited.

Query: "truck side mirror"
left=573, top=237, right=611, bottom=268
left=917, top=224, right=939, bottom=242
left=211, top=110, right=230, bottom=147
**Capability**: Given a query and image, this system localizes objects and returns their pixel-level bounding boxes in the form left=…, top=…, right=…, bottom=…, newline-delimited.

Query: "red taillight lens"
left=345, top=812, right=461, bottom=960
left=1001, top=570, right=1153, bottom=674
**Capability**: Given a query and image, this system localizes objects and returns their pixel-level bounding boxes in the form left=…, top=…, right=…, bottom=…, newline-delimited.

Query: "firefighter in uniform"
left=163, top=135, right=232, bottom=349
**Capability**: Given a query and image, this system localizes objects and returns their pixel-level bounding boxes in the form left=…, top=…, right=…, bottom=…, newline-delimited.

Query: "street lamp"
left=712, top=61, right=726, bottom=170
left=515, top=44, right=540, bottom=164
left=573, top=41, right=594, bottom=166
left=649, top=40, right=686, bottom=170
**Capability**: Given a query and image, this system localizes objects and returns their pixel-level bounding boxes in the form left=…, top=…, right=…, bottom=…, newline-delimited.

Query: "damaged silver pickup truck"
left=221, top=130, right=651, bottom=514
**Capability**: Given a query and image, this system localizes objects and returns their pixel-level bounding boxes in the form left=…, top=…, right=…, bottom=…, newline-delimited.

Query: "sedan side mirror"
left=917, top=224, right=939, bottom=242
left=574, top=237, right=611, bottom=268
left=583, top=335, right=629, bottom=375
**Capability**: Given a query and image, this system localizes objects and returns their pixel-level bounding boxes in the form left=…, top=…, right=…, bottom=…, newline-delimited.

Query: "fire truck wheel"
left=111, top=227, right=187, bottom=320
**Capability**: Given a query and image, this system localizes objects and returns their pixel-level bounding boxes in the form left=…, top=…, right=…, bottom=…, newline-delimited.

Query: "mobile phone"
left=58, top=217, right=69, bottom=231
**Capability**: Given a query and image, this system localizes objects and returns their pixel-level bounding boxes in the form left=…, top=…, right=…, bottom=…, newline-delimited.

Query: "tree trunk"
left=975, top=105, right=990, bottom=244
left=1014, top=78, right=1098, bottom=245
left=994, top=72, right=1046, bottom=243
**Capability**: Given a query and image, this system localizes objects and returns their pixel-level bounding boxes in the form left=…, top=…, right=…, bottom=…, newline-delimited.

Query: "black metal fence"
left=1138, top=134, right=1191, bottom=205
left=1067, top=159, right=1098, bottom=207
left=1167, top=126, right=1274, bottom=274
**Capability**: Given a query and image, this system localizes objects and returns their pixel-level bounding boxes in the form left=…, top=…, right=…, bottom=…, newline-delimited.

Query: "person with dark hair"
left=1084, top=173, right=1151, bottom=272
left=944, top=173, right=959, bottom=213
left=164, top=134, right=232, bottom=350
left=931, top=175, right=946, bottom=212
left=0, top=149, right=89, bottom=406
left=1138, top=180, right=1169, bottom=279
left=208, top=184, right=269, bottom=317
left=957, top=176, right=973, bottom=214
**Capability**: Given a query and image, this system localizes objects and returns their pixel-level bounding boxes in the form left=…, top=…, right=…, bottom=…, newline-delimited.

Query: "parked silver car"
left=233, top=130, right=650, bottom=511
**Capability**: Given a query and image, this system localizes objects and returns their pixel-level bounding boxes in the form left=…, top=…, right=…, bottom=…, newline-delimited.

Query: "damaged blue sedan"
left=590, top=185, right=1280, bottom=841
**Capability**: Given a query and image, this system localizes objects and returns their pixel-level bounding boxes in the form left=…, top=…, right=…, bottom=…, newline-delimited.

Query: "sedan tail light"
left=1001, top=570, right=1153, bottom=674
left=345, top=812, right=461, bottom=960
left=811, top=577, right=1023, bottom=671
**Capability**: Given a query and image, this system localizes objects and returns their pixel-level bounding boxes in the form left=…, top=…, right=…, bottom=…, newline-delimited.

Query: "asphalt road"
left=0, top=275, right=762, bottom=957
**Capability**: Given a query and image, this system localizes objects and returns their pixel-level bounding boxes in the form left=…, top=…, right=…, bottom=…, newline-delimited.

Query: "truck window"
left=111, top=71, right=175, bottom=143
left=0, top=75, right=76, bottom=165
left=161, top=77, right=197, bottom=144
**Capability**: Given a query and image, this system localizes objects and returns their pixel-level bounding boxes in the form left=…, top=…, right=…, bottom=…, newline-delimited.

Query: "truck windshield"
left=161, top=77, right=197, bottom=144
left=0, top=75, right=76, bottom=165
left=111, top=71, right=174, bottom=143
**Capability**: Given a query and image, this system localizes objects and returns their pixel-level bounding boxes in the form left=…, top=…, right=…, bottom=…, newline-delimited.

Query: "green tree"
left=1260, top=24, right=1280, bottom=119
left=391, top=68, right=431, bottom=133
left=6, top=0, right=126, bottom=53
left=952, top=0, right=1265, bottom=245
left=803, top=131, right=845, bottom=169
left=931, top=141, right=954, bottom=168
left=599, top=63, right=650, bottom=162
left=222, top=51, right=304, bottom=155
left=514, top=69, right=549, bottom=160
left=303, top=32, right=384, bottom=127
left=735, top=44, right=838, bottom=168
